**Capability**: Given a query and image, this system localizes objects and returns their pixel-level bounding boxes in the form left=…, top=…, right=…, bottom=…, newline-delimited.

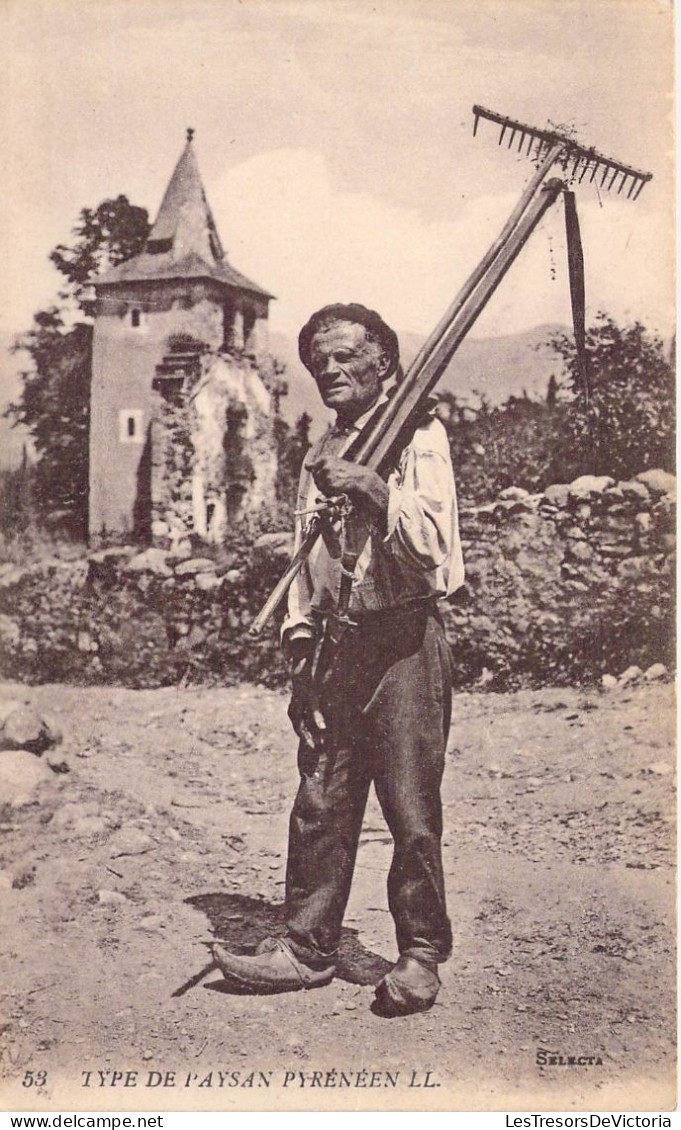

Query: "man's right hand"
left=287, top=639, right=327, bottom=751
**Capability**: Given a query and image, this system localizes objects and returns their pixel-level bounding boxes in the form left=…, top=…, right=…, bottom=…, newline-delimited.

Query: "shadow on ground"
left=185, top=891, right=392, bottom=993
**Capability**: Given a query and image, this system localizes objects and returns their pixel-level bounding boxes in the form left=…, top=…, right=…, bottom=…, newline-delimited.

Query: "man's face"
left=307, top=320, right=390, bottom=422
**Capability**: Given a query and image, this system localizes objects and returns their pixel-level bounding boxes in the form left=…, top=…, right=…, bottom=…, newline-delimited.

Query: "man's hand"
left=306, top=456, right=388, bottom=527
left=287, top=639, right=327, bottom=751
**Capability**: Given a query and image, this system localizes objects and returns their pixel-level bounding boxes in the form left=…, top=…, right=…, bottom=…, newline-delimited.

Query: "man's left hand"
left=306, top=456, right=389, bottom=525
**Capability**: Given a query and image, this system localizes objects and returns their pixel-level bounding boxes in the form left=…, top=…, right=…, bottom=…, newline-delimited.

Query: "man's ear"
left=377, top=350, right=392, bottom=380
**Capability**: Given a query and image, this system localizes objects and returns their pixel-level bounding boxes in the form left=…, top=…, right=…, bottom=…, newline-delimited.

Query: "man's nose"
left=319, top=354, right=340, bottom=378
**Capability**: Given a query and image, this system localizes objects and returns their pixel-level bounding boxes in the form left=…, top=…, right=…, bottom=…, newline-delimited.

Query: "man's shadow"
left=180, top=891, right=392, bottom=996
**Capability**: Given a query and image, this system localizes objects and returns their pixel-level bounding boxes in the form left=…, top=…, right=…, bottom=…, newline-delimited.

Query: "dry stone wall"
left=0, top=471, right=674, bottom=691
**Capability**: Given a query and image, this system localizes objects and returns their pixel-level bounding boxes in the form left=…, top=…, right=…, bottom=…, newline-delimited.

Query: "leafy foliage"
left=273, top=411, right=312, bottom=522
left=9, top=312, right=92, bottom=536
left=441, top=315, right=675, bottom=504
left=50, top=195, right=151, bottom=300
left=548, top=314, right=675, bottom=480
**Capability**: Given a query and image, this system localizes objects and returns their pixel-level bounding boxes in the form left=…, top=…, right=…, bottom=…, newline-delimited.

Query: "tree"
left=547, top=313, right=675, bottom=480
left=439, top=314, right=675, bottom=504
left=7, top=197, right=150, bottom=536
left=273, top=411, right=312, bottom=518
left=50, top=195, right=151, bottom=305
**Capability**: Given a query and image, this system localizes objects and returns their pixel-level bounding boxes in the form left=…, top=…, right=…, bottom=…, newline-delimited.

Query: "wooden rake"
left=249, top=107, right=653, bottom=636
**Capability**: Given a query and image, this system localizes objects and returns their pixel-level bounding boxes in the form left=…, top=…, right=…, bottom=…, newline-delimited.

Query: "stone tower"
left=89, top=130, right=275, bottom=546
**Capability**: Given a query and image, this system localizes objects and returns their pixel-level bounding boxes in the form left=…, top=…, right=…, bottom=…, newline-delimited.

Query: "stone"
left=109, top=828, right=155, bottom=857
left=472, top=504, right=498, bottom=524
left=0, top=616, right=20, bottom=647
left=194, top=573, right=222, bottom=592
left=45, top=752, right=70, bottom=774
left=634, top=512, right=652, bottom=536
left=618, top=665, right=643, bottom=686
left=494, top=498, right=535, bottom=517
left=174, top=557, right=216, bottom=577
left=644, top=761, right=673, bottom=776
left=643, top=663, right=668, bottom=682
left=97, top=889, right=128, bottom=905
left=151, top=520, right=169, bottom=540
left=124, top=548, right=172, bottom=577
left=167, top=540, right=192, bottom=560
left=0, top=750, right=53, bottom=806
left=617, top=557, right=650, bottom=580
left=564, top=541, right=591, bottom=563
left=0, top=567, right=27, bottom=589
left=601, top=674, right=618, bottom=689
left=618, top=480, right=651, bottom=504
left=542, top=483, right=570, bottom=508
left=568, top=475, right=615, bottom=500
left=0, top=706, right=62, bottom=755
left=636, top=469, right=676, bottom=499
left=223, top=569, right=243, bottom=585
left=598, top=544, right=630, bottom=558
left=498, top=486, right=530, bottom=501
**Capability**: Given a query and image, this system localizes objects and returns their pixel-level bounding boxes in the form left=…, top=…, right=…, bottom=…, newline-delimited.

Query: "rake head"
left=472, top=105, right=653, bottom=200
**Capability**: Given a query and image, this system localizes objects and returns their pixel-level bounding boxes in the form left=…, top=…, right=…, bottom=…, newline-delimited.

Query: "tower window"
left=119, top=409, right=143, bottom=444
left=131, top=308, right=142, bottom=328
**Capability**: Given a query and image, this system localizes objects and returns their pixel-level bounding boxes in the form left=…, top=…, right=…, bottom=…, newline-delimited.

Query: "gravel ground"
left=0, top=678, right=675, bottom=1112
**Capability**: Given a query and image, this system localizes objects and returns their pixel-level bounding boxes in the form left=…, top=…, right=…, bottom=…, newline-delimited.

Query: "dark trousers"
left=284, top=606, right=454, bottom=968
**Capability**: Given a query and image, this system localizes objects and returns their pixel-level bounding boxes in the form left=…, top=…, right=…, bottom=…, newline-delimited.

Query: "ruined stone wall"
left=449, top=469, right=675, bottom=686
left=0, top=471, right=674, bottom=692
left=150, top=353, right=277, bottom=549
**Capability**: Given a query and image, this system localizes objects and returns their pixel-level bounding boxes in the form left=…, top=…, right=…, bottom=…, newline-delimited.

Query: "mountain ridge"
left=0, top=323, right=569, bottom=467
left=270, top=322, right=569, bottom=436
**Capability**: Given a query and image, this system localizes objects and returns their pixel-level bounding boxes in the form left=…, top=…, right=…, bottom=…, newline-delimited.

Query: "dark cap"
left=298, top=303, right=400, bottom=380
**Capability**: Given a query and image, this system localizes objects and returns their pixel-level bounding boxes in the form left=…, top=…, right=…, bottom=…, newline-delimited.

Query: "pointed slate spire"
left=94, top=132, right=272, bottom=298
left=146, top=128, right=224, bottom=263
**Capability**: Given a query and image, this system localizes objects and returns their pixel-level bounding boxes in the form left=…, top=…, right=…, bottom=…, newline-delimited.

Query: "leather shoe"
left=211, top=936, right=335, bottom=992
left=374, top=955, right=441, bottom=1016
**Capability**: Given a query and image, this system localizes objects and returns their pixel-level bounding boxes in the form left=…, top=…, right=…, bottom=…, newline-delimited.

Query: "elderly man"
left=212, top=303, right=464, bottom=1016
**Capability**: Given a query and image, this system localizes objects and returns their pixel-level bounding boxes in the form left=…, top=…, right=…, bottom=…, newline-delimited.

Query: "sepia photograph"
left=0, top=0, right=675, bottom=1115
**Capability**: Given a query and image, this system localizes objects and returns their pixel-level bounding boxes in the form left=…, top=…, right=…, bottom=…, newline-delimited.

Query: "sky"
left=0, top=0, right=674, bottom=346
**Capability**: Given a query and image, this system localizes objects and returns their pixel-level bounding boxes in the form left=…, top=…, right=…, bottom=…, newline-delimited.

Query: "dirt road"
left=0, top=679, right=675, bottom=1112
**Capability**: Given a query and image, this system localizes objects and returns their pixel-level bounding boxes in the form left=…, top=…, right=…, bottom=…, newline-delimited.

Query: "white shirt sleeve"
left=384, top=416, right=464, bottom=591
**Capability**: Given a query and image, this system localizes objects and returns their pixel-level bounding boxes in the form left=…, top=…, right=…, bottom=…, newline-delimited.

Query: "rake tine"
left=471, top=104, right=652, bottom=202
